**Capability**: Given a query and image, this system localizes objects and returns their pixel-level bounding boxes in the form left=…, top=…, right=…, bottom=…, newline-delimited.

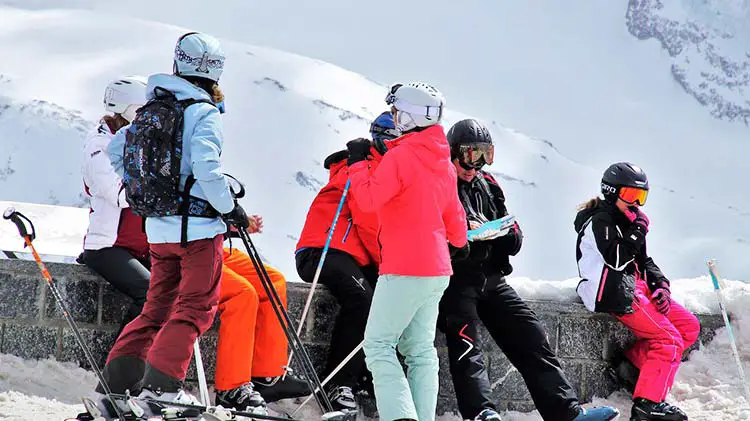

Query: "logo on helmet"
left=601, top=183, right=617, bottom=194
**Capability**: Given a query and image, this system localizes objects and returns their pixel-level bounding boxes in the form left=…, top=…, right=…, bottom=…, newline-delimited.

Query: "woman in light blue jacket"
left=96, top=32, right=250, bottom=409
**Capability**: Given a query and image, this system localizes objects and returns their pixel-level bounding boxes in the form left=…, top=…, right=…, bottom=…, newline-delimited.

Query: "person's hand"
left=248, top=214, right=264, bottom=234
left=222, top=204, right=249, bottom=229
left=468, top=220, right=482, bottom=230
left=449, top=242, right=470, bottom=261
left=651, top=287, right=671, bottom=315
left=346, top=138, right=372, bottom=166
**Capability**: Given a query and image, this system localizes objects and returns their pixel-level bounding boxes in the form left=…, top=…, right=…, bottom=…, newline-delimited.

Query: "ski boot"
left=135, top=386, right=203, bottom=418
left=630, top=398, right=688, bottom=421
left=474, top=408, right=502, bottom=421
left=574, top=406, right=620, bottom=420
left=327, top=385, right=357, bottom=413
left=253, top=373, right=311, bottom=402
left=215, top=382, right=268, bottom=415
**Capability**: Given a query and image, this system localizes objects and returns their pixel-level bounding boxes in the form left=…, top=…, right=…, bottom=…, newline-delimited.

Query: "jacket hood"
left=146, top=73, right=213, bottom=102
left=400, top=125, right=452, bottom=173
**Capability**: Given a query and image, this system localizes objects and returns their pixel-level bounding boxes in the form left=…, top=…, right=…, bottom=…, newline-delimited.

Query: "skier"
left=345, top=82, right=468, bottom=421
left=80, top=76, right=149, bottom=339
left=438, top=118, right=620, bottom=421
left=295, top=111, right=400, bottom=412
left=574, top=162, right=700, bottom=421
left=97, top=31, right=248, bottom=409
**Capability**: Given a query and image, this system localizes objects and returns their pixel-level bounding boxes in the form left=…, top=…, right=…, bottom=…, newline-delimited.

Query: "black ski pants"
left=437, top=274, right=580, bottom=421
left=82, top=246, right=150, bottom=339
left=296, top=247, right=378, bottom=391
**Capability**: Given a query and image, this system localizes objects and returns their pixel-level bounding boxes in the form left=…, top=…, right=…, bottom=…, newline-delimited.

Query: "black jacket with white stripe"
left=574, top=199, right=669, bottom=314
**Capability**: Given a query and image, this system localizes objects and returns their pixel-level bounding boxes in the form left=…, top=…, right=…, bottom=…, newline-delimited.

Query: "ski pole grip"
left=3, top=207, right=35, bottom=243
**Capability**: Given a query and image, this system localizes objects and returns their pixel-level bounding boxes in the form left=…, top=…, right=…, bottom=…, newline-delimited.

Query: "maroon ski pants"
left=106, top=235, right=224, bottom=380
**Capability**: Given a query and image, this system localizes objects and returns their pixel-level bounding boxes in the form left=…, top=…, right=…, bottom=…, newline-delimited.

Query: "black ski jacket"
left=450, top=172, right=522, bottom=285
left=574, top=200, right=670, bottom=314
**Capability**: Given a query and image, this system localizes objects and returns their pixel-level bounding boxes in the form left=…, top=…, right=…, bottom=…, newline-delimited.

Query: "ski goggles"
left=370, top=124, right=400, bottom=142
left=618, top=186, right=649, bottom=206
left=456, top=143, right=494, bottom=170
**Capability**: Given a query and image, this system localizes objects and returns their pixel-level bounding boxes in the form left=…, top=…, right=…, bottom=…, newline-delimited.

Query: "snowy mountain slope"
left=0, top=6, right=748, bottom=280
left=5, top=0, right=748, bottom=212
left=627, top=0, right=750, bottom=124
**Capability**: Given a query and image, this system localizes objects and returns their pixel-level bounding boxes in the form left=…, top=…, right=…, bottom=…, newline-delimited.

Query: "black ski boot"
left=630, top=398, right=688, bottom=421
left=215, top=382, right=268, bottom=413
left=327, top=385, right=358, bottom=413
left=253, top=373, right=312, bottom=402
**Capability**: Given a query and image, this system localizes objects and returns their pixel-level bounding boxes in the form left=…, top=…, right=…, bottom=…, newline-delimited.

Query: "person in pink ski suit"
left=574, top=162, right=699, bottom=421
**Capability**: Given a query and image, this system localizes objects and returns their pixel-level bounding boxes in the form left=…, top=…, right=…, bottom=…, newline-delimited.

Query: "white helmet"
left=103, top=76, right=147, bottom=122
left=385, top=82, right=445, bottom=132
left=173, top=32, right=225, bottom=82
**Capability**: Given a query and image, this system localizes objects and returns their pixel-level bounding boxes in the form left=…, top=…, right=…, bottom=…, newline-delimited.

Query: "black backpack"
left=122, top=87, right=219, bottom=244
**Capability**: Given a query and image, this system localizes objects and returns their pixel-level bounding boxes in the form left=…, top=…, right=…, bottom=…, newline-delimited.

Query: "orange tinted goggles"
left=619, top=186, right=648, bottom=206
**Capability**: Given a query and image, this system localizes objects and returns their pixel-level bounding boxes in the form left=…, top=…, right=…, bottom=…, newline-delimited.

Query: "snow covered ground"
left=1, top=275, right=749, bottom=421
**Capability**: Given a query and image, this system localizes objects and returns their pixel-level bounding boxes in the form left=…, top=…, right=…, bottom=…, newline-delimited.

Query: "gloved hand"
left=223, top=203, right=249, bottom=229
left=624, top=206, right=650, bottom=234
left=449, top=242, right=470, bottom=262
left=346, top=138, right=372, bottom=166
left=650, top=286, right=671, bottom=315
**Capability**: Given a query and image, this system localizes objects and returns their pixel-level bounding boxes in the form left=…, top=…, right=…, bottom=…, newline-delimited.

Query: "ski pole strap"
left=3, top=207, right=36, bottom=244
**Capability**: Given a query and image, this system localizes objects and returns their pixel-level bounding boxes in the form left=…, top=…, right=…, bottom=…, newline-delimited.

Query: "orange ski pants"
left=214, top=247, right=289, bottom=391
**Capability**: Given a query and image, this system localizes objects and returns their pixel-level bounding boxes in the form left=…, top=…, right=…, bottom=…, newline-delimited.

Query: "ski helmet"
left=601, top=162, right=650, bottom=205
left=173, top=32, right=225, bottom=82
left=446, top=119, right=494, bottom=169
left=103, top=76, right=147, bottom=123
left=370, top=111, right=400, bottom=155
left=385, top=82, right=445, bottom=133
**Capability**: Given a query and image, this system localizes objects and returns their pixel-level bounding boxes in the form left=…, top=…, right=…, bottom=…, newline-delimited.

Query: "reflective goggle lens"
left=458, top=143, right=494, bottom=169
left=619, top=186, right=648, bottom=206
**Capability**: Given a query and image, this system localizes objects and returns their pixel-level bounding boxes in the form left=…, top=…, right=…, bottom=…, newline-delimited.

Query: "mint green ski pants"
left=363, top=274, right=450, bottom=421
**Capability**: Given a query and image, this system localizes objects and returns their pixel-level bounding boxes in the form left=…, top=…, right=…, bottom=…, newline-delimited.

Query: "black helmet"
left=447, top=119, right=492, bottom=146
left=601, top=162, right=649, bottom=203
left=447, top=119, right=494, bottom=168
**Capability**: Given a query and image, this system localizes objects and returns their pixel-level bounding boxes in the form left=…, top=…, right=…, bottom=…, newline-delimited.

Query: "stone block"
left=603, top=318, right=636, bottom=361
left=506, top=400, right=537, bottom=414
left=100, top=283, right=132, bottom=326
left=527, top=299, right=588, bottom=315
left=580, top=360, right=617, bottom=402
left=186, top=333, right=218, bottom=383
left=559, top=359, right=583, bottom=400
left=1, top=323, right=58, bottom=360
left=559, top=316, right=605, bottom=360
left=45, top=278, right=99, bottom=324
left=537, top=313, right=560, bottom=353
left=0, top=272, right=40, bottom=319
left=60, top=328, right=117, bottom=370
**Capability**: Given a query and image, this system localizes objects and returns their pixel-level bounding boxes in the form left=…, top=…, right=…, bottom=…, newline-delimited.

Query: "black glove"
left=346, top=138, right=371, bottom=166
left=223, top=203, right=249, bottom=229
left=449, top=242, right=470, bottom=262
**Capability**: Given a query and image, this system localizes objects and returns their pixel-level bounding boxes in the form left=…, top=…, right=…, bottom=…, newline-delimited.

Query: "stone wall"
left=0, top=259, right=724, bottom=416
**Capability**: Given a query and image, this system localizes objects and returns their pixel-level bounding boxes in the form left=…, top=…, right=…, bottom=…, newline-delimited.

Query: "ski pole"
left=2, top=207, right=127, bottom=421
left=292, top=340, right=364, bottom=416
left=234, top=226, right=335, bottom=414
left=707, top=259, right=750, bottom=405
left=286, top=179, right=351, bottom=378
left=193, top=339, right=210, bottom=406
